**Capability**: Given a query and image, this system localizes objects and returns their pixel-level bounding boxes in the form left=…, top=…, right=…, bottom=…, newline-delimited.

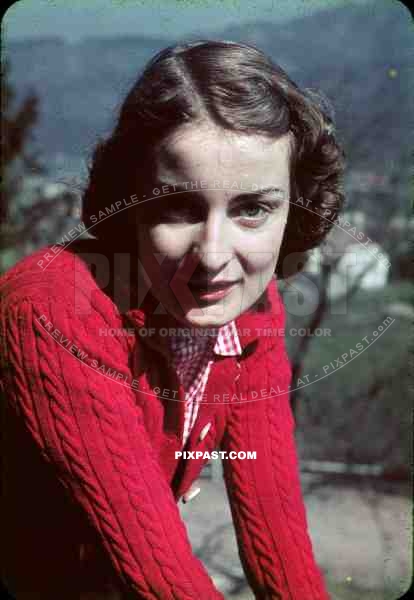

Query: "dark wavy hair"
left=81, top=39, right=345, bottom=279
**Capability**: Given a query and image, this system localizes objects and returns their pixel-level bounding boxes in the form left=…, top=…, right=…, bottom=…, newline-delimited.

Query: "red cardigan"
left=0, top=239, right=330, bottom=600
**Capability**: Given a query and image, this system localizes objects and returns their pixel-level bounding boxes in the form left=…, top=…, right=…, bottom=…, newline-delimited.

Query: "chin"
left=179, top=304, right=241, bottom=329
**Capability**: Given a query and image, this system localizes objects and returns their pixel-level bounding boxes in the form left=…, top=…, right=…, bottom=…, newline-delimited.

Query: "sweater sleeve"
left=0, top=291, right=225, bottom=600
left=220, top=343, right=330, bottom=600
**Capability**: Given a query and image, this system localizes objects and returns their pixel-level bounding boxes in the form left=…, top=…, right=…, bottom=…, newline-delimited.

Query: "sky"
left=3, top=0, right=378, bottom=43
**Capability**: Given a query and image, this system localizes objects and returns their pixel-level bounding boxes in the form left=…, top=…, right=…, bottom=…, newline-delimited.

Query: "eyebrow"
left=156, top=182, right=286, bottom=200
left=245, top=186, right=285, bottom=197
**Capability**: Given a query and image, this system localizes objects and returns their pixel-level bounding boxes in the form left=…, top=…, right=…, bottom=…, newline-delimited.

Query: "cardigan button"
left=199, top=422, right=211, bottom=442
left=182, top=486, right=201, bottom=503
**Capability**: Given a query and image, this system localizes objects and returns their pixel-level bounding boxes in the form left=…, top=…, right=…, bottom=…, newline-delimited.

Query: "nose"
left=191, top=211, right=232, bottom=274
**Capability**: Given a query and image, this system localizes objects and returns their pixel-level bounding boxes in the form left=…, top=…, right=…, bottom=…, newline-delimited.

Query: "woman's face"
left=137, top=121, right=291, bottom=328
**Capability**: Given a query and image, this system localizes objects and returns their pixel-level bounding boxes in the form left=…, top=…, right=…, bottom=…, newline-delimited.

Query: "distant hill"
left=4, top=34, right=170, bottom=175
left=215, top=2, right=412, bottom=170
left=4, top=2, right=412, bottom=197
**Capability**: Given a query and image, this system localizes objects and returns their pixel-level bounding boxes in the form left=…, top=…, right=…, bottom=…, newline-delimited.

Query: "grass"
left=284, top=282, right=412, bottom=390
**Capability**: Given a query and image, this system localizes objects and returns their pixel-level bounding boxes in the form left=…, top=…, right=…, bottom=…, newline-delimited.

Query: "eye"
left=234, top=201, right=273, bottom=226
left=239, top=203, right=268, bottom=218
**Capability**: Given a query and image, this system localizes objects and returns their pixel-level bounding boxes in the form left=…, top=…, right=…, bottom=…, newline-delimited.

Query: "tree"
left=1, top=59, right=79, bottom=273
left=1, top=59, right=45, bottom=229
left=281, top=213, right=412, bottom=477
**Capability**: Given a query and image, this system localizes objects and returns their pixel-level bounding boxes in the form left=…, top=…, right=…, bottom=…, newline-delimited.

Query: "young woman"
left=0, top=40, right=344, bottom=599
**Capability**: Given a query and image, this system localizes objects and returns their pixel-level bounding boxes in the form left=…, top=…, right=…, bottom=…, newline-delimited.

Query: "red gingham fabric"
left=169, top=321, right=243, bottom=446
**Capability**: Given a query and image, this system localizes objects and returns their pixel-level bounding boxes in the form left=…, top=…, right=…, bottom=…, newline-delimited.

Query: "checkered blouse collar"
left=122, top=277, right=278, bottom=360
left=169, top=320, right=243, bottom=358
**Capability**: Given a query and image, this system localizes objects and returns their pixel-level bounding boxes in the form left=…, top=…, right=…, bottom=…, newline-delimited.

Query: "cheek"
left=244, top=252, right=276, bottom=274
left=142, top=226, right=195, bottom=282
left=241, top=220, right=287, bottom=271
left=147, top=225, right=191, bottom=259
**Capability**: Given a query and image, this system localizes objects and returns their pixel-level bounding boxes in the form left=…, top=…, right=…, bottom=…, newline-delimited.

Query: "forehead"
left=153, top=122, right=293, bottom=180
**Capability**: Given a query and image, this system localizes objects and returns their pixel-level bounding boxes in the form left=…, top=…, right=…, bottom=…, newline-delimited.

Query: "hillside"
left=4, top=1, right=412, bottom=198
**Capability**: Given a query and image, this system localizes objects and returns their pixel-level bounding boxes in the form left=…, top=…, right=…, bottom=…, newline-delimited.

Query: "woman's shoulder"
left=0, top=239, right=119, bottom=323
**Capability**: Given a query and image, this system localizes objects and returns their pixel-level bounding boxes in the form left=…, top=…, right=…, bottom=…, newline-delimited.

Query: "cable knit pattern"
left=220, top=337, right=330, bottom=599
left=0, top=242, right=329, bottom=600
left=1, top=255, right=225, bottom=599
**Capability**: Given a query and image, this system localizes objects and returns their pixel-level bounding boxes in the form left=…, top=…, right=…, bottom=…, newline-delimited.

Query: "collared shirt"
left=169, top=321, right=243, bottom=447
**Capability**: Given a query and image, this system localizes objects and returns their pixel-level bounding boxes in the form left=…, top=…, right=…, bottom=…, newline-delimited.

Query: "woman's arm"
left=220, top=342, right=330, bottom=600
left=0, top=286, right=225, bottom=600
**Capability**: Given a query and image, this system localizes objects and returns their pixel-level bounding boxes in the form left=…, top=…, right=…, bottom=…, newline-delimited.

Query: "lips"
left=188, top=279, right=240, bottom=291
left=188, top=280, right=239, bottom=302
